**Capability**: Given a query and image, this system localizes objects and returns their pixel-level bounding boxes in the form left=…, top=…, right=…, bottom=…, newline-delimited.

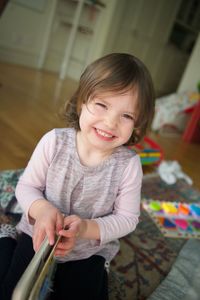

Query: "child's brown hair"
left=64, top=53, right=155, bottom=145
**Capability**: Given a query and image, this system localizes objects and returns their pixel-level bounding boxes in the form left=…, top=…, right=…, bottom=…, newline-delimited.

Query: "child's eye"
left=122, top=114, right=134, bottom=121
left=95, top=102, right=107, bottom=109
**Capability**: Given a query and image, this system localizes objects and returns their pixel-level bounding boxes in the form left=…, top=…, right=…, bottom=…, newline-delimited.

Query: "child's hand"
left=55, top=215, right=84, bottom=257
left=31, top=200, right=64, bottom=252
left=54, top=234, right=76, bottom=257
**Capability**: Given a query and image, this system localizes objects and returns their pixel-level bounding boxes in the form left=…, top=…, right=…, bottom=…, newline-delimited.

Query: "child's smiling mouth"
left=94, top=128, right=116, bottom=141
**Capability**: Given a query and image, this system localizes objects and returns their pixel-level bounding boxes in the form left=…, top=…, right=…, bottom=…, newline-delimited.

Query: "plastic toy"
left=129, top=136, right=164, bottom=165
left=142, top=199, right=200, bottom=239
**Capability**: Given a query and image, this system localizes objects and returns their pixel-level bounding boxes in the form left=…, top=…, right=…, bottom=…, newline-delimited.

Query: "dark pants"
left=0, top=233, right=108, bottom=300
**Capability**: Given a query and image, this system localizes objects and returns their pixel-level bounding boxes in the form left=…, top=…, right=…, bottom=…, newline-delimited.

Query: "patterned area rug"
left=1, top=170, right=200, bottom=300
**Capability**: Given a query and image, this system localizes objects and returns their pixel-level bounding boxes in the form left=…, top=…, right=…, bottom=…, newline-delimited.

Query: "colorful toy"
left=178, top=203, right=190, bottom=215
left=149, top=201, right=161, bottom=211
left=190, top=204, right=200, bottom=217
left=142, top=199, right=200, bottom=239
left=162, top=202, right=178, bottom=214
left=129, top=136, right=164, bottom=165
left=174, top=219, right=189, bottom=230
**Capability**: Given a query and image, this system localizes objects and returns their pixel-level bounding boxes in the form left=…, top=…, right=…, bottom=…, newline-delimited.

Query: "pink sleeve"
left=95, top=155, right=143, bottom=244
left=15, top=130, right=56, bottom=220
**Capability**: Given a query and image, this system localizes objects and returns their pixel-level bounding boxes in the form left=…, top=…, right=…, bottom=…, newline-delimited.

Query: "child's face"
left=78, top=89, right=138, bottom=154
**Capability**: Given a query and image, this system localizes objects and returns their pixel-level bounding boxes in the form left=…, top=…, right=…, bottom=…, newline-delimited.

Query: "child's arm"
left=15, top=130, right=56, bottom=218
left=94, top=155, right=142, bottom=244
left=15, top=130, right=62, bottom=251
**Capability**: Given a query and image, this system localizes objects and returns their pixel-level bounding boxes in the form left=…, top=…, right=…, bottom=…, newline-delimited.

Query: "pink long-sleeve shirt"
left=15, top=128, right=142, bottom=262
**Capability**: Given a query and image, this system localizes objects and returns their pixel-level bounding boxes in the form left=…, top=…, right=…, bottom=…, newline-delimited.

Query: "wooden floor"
left=0, top=62, right=199, bottom=189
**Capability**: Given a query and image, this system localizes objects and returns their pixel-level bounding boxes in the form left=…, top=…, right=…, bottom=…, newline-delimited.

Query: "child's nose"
left=104, top=113, right=118, bottom=129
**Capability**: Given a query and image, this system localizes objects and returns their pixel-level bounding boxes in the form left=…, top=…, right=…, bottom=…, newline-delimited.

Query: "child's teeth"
left=97, top=129, right=112, bottom=138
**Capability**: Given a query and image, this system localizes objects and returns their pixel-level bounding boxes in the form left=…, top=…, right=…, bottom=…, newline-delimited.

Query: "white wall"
left=89, top=0, right=116, bottom=62
left=102, top=0, right=185, bottom=96
left=178, top=33, right=200, bottom=92
left=43, top=0, right=116, bottom=80
left=0, top=0, right=199, bottom=89
left=0, top=0, right=116, bottom=80
left=0, top=0, right=56, bottom=68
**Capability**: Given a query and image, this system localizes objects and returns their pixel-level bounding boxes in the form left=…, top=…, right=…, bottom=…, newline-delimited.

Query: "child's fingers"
left=56, top=213, right=64, bottom=234
left=54, top=237, right=75, bottom=256
left=54, top=248, right=72, bottom=256
left=57, top=237, right=74, bottom=249
left=46, top=226, right=55, bottom=246
left=34, top=222, right=56, bottom=250
left=33, top=229, right=46, bottom=252
left=58, top=228, right=76, bottom=238
left=63, top=214, right=78, bottom=227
